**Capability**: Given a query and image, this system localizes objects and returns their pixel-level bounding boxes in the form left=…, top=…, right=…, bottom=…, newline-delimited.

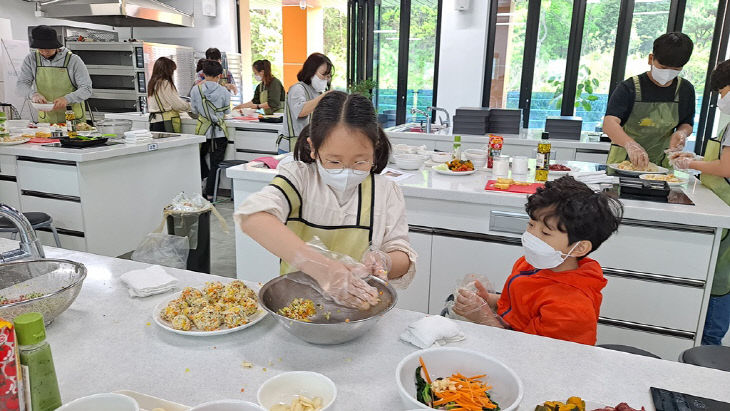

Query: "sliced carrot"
left=418, top=356, right=432, bottom=385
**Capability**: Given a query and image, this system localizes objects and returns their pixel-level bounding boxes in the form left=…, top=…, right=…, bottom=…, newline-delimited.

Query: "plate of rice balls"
left=154, top=279, right=267, bottom=336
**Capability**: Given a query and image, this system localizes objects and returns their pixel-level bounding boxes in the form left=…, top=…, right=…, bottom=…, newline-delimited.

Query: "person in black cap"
left=17, top=25, right=92, bottom=123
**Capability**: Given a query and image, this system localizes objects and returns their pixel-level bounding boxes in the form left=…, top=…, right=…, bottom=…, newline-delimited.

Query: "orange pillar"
left=282, top=6, right=308, bottom=90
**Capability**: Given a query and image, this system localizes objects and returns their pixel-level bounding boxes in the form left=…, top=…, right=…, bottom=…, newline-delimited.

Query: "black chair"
left=597, top=344, right=661, bottom=359
left=212, top=160, right=248, bottom=203
left=0, top=212, right=61, bottom=247
left=679, top=345, right=730, bottom=372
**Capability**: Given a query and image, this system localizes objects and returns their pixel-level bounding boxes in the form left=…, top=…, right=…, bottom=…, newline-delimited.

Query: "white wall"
left=435, top=0, right=490, bottom=118
left=131, top=0, right=238, bottom=54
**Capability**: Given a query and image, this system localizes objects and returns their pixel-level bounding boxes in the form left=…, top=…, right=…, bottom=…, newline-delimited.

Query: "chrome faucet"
left=429, top=106, right=451, bottom=130
left=0, top=204, right=45, bottom=263
left=409, top=107, right=451, bottom=133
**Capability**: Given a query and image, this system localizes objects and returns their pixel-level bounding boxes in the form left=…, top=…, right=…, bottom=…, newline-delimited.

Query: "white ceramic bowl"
left=394, top=153, right=426, bottom=170
left=396, top=347, right=524, bottom=411
left=31, top=102, right=55, bottom=112
left=431, top=152, right=453, bottom=163
left=394, top=144, right=417, bottom=154
left=190, top=400, right=266, bottom=411
left=257, top=371, right=337, bottom=411
left=464, top=149, right=488, bottom=168
left=57, top=393, right=139, bottom=411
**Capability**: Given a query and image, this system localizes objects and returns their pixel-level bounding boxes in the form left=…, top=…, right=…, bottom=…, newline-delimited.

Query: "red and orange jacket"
left=496, top=256, right=607, bottom=345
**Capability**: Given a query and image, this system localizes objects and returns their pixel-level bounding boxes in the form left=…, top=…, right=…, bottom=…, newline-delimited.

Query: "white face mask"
left=316, top=161, right=369, bottom=194
left=718, top=92, right=730, bottom=115
left=651, top=64, right=681, bottom=86
left=311, top=75, right=329, bottom=93
left=254, top=74, right=262, bottom=82
left=522, top=231, right=579, bottom=270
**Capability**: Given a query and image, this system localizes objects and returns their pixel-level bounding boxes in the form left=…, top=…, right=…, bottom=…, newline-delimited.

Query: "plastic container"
left=493, top=155, right=510, bottom=179
left=14, top=312, right=61, bottom=411
left=512, top=155, right=529, bottom=176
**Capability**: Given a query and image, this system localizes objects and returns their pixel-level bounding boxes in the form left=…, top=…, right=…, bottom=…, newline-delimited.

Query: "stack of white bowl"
left=394, top=153, right=426, bottom=170
left=464, top=149, right=488, bottom=169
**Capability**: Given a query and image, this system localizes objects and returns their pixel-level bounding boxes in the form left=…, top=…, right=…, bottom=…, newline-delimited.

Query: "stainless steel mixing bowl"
left=259, top=271, right=397, bottom=345
left=0, top=259, right=87, bottom=325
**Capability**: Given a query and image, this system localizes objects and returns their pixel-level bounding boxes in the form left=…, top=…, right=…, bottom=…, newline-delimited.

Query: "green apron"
left=270, top=173, right=375, bottom=275
left=700, top=126, right=730, bottom=296
left=35, top=50, right=86, bottom=124
left=258, top=84, right=285, bottom=116
left=279, top=82, right=314, bottom=153
left=607, top=76, right=682, bottom=168
left=194, top=84, right=230, bottom=142
left=150, top=92, right=182, bottom=133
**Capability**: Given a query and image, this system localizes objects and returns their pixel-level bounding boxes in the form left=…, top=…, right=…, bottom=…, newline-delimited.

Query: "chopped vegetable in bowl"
left=416, top=356, right=500, bottom=410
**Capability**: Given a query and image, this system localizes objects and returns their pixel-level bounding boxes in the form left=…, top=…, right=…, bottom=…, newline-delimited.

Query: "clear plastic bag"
left=152, top=192, right=230, bottom=250
left=131, top=233, right=190, bottom=269
left=444, top=274, right=495, bottom=322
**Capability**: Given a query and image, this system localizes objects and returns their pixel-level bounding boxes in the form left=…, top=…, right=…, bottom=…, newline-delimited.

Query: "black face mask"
left=41, top=51, right=58, bottom=61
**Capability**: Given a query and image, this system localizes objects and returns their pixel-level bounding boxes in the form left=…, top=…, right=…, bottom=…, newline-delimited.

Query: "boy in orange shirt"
left=454, top=176, right=623, bottom=345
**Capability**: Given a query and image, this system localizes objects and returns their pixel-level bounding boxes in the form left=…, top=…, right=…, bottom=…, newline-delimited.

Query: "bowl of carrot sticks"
left=395, top=347, right=524, bottom=411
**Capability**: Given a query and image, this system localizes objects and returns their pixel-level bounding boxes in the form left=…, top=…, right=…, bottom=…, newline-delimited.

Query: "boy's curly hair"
left=711, top=59, right=730, bottom=92
left=525, top=176, right=623, bottom=254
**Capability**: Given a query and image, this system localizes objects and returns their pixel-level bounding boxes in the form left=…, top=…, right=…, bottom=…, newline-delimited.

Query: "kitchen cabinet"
left=428, top=234, right=523, bottom=315
left=395, top=231, right=432, bottom=313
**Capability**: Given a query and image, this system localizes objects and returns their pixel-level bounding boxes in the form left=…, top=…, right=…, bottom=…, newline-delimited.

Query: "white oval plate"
left=153, top=280, right=267, bottom=337
left=432, top=165, right=476, bottom=176
left=608, top=163, right=668, bottom=176
left=639, top=173, right=687, bottom=187
left=0, top=138, right=30, bottom=146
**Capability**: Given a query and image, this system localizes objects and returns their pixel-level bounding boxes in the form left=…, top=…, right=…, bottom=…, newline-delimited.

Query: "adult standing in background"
left=235, top=59, right=286, bottom=115
left=147, top=57, right=191, bottom=133
left=17, top=25, right=92, bottom=123
left=279, top=53, right=333, bottom=153
left=195, top=48, right=238, bottom=95
left=603, top=33, right=696, bottom=168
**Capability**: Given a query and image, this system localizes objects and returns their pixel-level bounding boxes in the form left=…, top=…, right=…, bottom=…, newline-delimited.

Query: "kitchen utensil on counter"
left=464, top=149, right=488, bottom=169
left=257, top=371, right=337, bottom=411
left=493, top=155, right=510, bottom=179
left=512, top=155, right=529, bottom=175
left=259, top=271, right=397, bottom=344
left=0, top=259, right=87, bottom=325
left=431, top=152, right=453, bottom=163
left=190, top=400, right=266, bottom=411
left=485, top=180, right=543, bottom=194
left=96, top=119, right=133, bottom=137
left=394, top=153, right=426, bottom=170
left=56, top=393, right=139, bottom=411
left=59, top=136, right=108, bottom=148
left=396, top=347, right=524, bottom=411
left=619, top=177, right=670, bottom=202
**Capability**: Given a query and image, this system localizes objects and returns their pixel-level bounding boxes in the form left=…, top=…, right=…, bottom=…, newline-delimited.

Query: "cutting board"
left=485, top=180, right=544, bottom=194
left=232, top=116, right=259, bottom=121
left=27, top=138, right=60, bottom=144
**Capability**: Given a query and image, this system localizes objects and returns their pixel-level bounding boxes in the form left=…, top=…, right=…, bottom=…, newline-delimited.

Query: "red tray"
left=27, top=138, right=60, bottom=144
left=485, top=180, right=544, bottom=194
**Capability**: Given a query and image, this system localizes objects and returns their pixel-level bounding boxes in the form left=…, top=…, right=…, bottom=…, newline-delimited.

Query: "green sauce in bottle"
left=14, top=313, right=62, bottom=411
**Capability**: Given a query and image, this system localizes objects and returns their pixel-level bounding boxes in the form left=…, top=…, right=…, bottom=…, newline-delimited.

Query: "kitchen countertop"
left=2, top=238, right=729, bottom=409
left=227, top=164, right=730, bottom=229
left=386, top=127, right=611, bottom=151
left=105, top=112, right=283, bottom=132
left=0, top=133, right=205, bottom=162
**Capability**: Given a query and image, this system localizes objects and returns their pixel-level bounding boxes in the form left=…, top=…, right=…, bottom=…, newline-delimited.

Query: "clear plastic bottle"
left=453, top=135, right=462, bottom=160
left=13, top=313, right=61, bottom=411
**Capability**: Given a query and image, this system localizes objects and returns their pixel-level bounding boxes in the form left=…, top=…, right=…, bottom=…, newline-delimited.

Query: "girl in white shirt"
left=235, top=91, right=416, bottom=309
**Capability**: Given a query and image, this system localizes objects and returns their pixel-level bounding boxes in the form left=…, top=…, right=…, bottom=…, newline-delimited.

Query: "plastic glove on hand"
left=625, top=141, right=649, bottom=169
left=670, top=130, right=689, bottom=152
left=320, top=268, right=380, bottom=310
left=31, top=93, right=47, bottom=104
left=453, top=289, right=495, bottom=325
left=671, top=156, right=695, bottom=170
left=362, top=248, right=392, bottom=280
